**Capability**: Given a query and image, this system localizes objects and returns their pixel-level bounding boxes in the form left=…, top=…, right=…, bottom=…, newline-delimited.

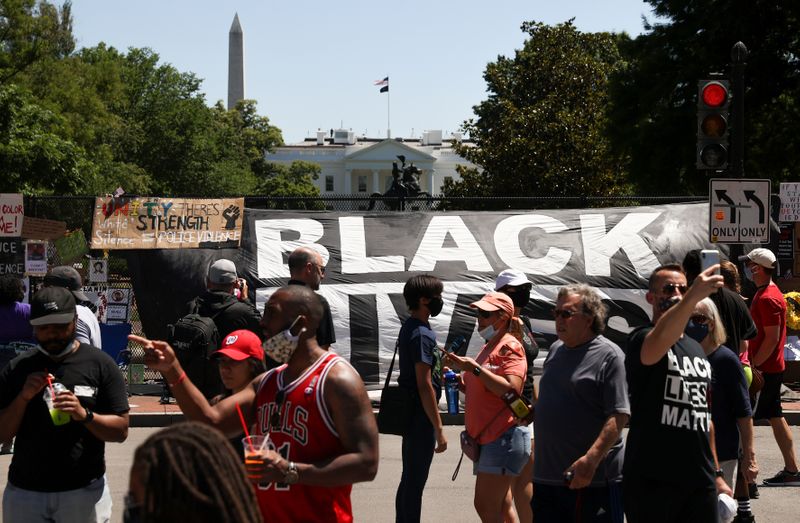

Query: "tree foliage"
left=0, top=0, right=319, bottom=197
left=607, top=1, right=800, bottom=193
left=447, top=21, right=631, bottom=202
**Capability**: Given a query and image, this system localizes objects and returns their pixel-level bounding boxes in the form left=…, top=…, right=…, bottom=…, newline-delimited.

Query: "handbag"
left=749, top=366, right=765, bottom=395
left=376, top=341, right=414, bottom=435
left=451, top=406, right=508, bottom=481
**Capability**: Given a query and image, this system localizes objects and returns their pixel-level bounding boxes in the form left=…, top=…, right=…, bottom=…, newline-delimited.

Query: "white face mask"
left=478, top=325, right=496, bottom=341
left=36, top=339, right=76, bottom=360
left=262, top=316, right=305, bottom=364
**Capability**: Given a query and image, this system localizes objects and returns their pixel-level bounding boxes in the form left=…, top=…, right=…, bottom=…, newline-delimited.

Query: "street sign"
left=709, top=178, right=771, bottom=244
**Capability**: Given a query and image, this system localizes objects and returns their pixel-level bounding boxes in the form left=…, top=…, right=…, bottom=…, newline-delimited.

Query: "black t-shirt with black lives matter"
left=0, top=344, right=129, bottom=492
left=623, top=326, right=715, bottom=488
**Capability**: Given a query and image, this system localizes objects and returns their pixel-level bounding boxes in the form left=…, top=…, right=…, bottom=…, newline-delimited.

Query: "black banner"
left=0, top=238, right=25, bottom=276
left=128, top=202, right=726, bottom=385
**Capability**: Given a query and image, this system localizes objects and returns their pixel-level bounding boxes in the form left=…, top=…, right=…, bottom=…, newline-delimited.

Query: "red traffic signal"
left=697, top=79, right=730, bottom=170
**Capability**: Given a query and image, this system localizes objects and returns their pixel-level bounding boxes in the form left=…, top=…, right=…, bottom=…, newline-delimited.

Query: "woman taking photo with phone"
left=443, top=292, right=530, bottom=522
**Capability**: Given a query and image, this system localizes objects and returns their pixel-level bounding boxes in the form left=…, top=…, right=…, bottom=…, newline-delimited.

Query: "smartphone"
left=447, top=335, right=468, bottom=357
left=700, top=249, right=720, bottom=275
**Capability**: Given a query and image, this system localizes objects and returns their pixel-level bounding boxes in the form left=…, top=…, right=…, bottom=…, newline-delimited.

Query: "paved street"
left=2, top=425, right=799, bottom=522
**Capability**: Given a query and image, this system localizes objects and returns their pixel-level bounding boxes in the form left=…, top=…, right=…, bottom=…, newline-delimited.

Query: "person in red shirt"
left=741, top=248, right=800, bottom=487
left=131, top=285, right=379, bottom=522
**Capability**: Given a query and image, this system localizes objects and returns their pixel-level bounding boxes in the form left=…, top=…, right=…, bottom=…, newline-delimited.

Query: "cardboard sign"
left=91, top=196, right=245, bottom=249
left=0, top=194, right=24, bottom=237
left=21, top=216, right=67, bottom=240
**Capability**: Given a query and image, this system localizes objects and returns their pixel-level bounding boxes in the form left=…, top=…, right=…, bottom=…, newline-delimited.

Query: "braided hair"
left=132, top=422, right=261, bottom=523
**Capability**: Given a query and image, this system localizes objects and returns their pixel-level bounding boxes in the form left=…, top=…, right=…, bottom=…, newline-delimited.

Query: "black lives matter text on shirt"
left=0, top=344, right=129, bottom=492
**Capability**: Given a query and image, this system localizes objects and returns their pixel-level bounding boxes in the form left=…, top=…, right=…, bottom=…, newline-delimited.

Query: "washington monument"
left=228, top=13, right=245, bottom=109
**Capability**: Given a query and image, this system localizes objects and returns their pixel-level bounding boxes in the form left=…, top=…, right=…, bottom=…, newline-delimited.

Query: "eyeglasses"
left=270, top=389, right=286, bottom=432
left=661, top=283, right=688, bottom=295
left=552, top=308, right=582, bottom=319
left=310, top=263, right=326, bottom=275
left=476, top=309, right=494, bottom=319
left=690, top=314, right=710, bottom=325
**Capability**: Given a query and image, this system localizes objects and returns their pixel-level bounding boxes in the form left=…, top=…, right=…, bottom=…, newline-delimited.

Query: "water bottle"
left=444, top=370, right=459, bottom=415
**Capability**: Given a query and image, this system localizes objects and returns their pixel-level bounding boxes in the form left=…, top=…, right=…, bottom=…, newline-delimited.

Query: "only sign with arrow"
left=709, top=179, right=771, bottom=244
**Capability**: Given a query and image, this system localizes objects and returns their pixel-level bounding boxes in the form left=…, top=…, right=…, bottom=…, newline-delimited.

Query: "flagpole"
left=387, top=75, right=391, bottom=139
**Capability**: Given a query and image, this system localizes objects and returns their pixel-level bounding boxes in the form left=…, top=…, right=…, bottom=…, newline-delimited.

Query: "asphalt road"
left=2, top=425, right=799, bottom=522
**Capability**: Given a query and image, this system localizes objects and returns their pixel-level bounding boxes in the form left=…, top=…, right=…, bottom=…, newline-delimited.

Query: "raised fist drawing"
left=222, top=205, right=241, bottom=230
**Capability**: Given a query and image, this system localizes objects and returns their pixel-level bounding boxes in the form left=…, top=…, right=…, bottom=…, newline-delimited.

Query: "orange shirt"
left=463, top=333, right=527, bottom=444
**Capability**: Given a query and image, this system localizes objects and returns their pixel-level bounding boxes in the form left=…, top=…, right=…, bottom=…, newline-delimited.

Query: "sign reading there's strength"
left=709, top=178, right=771, bottom=244
left=91, top=196, right=245, bottom=249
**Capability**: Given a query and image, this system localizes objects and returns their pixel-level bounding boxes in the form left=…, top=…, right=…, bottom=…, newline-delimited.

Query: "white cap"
left=739, top=248, right=776, bottom=269
left=717, top=493, right=736, bottom=523
left=494, top=269, right=532, bottom=290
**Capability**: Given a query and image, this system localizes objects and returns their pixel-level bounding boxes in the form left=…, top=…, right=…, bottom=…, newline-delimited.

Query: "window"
left=325, top=176, right=334, bottom=192
left=357, top=175, right=367, bottom=193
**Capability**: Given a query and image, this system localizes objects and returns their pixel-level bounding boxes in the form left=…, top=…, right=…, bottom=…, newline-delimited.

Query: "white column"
left=344, top=169, right=353, bottom=194
left=372, top=170, right=381, bottom=193
left=427, top=169, right=436, bottom=194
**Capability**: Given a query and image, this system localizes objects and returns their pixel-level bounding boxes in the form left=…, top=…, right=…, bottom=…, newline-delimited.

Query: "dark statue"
left=368, top=155, right=431, bottom=210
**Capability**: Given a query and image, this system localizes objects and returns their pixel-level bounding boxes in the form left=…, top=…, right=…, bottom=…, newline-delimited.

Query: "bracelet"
left=168, top=371, right=187, bottom=388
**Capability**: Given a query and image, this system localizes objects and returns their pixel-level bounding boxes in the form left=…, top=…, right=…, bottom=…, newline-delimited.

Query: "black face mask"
left=508, top=289, right=531, bottom=309
left=427, top=297, right=444, bottom=317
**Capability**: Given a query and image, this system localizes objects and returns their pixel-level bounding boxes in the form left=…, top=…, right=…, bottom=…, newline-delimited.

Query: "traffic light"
left=696, top=78, right=730, bottom=170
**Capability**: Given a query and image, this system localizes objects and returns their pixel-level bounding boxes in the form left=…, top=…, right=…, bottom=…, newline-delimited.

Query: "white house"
left=265, top=129, right=478, bottom=195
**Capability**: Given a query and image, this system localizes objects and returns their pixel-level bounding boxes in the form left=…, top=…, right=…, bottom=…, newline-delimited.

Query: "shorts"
left=473, top=425, right=531, bottom=476
left=753, top=371, right=783, bottom=420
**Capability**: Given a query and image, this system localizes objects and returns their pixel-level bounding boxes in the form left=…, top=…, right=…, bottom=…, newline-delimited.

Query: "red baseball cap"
left=470, top=292, right=514, bottom=318
left=213, top=330, right=264, bottom=361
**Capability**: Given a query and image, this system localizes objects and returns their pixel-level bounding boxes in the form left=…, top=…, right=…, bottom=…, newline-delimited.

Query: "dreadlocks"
left=132, top=422, right=261, bottom=523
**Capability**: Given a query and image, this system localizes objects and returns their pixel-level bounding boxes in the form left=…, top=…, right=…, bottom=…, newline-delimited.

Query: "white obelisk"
left=227, top=13, right=245, bottom=110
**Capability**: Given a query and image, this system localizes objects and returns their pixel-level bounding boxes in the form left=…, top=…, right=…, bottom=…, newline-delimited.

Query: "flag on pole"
left=374, top=76, right=389, bottom=93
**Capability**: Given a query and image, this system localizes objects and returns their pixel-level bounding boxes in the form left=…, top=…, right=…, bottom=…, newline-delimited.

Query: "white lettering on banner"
left=254, top=219, right=330, bottom=278
left=493, top=215, right=572, bottom=275
left=255, top=282, right=650, bottom=383
left=339, top=217, right=405, bottom=273
left=408, top=216, right=493, bottom=272
left=580, top=213, right=662, bottom=277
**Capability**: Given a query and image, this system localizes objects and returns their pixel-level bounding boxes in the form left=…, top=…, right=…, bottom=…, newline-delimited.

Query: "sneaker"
left=762, top=469, right=800, bottom=486
left=733, top=514, right=755, bottom=523
left=748, top=483, right=759, bottom=499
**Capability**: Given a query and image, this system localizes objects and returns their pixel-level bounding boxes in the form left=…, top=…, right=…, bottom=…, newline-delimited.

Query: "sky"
left=69, top=1, right=659, bottom=144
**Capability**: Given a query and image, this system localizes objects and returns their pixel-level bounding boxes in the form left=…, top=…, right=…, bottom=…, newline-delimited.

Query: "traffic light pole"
left=730, top=42, right=747, bottom=178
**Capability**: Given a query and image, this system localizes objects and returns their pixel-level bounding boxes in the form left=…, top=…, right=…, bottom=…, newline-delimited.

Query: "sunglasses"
left=270, top=389, right=286, bottom=432
left=661, top=283, right=688, bottom=295
left=311, top=263, right=326, bottom=275
left=690, top=314, right=710, bottom=325
left=552, top=308, right=581, bottom=319
left=476, top=309, right=494, bottom=319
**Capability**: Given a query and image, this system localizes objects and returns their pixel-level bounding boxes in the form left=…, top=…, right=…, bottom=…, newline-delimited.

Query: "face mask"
left=478, top=325, right=496, bottom=341
left=658, top=295, right=681, bottom=312
left=36, top=337, right=76, bottom=360
left=509, top=289, right=530, bottom=309
left=262, top=316, right=304, bottom=364
left=427, top=297, right=443, bottom=317
left=684, top=319, right=709, bottom=343
left=743, top=265, right=753, bottom=280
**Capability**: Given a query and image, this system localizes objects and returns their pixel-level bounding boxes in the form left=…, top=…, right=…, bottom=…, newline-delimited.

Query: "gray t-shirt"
left=533, top=335, right=630, bottom=486
left=76, top=304, right=102, bottom=349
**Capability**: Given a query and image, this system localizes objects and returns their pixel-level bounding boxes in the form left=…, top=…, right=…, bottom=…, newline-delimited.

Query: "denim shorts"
left=473, top=425, right=531, bottom=476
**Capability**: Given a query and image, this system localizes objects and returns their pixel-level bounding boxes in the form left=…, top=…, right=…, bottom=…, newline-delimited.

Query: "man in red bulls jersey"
left=131, top=285, right=379, bottom=522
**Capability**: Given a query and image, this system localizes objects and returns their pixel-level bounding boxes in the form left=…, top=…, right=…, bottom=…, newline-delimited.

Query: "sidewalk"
left=127, top=391, right=800, bottom=427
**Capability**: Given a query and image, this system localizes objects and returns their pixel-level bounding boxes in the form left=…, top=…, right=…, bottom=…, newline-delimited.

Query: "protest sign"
left=91, top=196, right=244, bottom=249
left=0, top=194, right=24, bottom=237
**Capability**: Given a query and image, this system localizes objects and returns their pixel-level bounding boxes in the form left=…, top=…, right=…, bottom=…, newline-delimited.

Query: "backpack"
left=167, top=300, right=235, bottom=399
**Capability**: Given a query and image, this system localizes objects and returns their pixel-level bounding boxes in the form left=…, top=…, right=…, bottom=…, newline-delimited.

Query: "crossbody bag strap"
left=382, top=340, right=400, bottom=391
left=452, top=402, right=513, bottom=481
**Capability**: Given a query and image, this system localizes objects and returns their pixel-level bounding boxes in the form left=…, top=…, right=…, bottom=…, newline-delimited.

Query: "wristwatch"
left=80, top=408, right=94, bottom=424
left=714, top=469, right=725, bottom=478
left=472, top=365, right=482, bottom=377
left=283, top=461, right=299, bottom=485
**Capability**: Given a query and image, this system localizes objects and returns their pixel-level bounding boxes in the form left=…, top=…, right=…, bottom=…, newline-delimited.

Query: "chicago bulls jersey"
left=254, top=352, right=352, bottom=522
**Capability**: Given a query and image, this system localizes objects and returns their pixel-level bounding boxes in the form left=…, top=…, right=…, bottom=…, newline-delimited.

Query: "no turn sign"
left=709, top=178, right=771, bottom=244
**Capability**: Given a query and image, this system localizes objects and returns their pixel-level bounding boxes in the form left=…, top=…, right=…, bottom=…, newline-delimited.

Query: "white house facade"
left=265, top=130, right=478, bottom=195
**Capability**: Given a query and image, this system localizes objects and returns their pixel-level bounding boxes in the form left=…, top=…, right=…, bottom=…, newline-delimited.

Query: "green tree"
left=447, top=21, right=631, bottom=205
left=258, top=160, right=322, bottom=206
left=607, top=1, right=800, bottom=193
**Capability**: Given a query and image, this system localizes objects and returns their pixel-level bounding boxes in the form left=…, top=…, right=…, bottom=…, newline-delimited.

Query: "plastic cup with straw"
left=238, top=403, right=269, bottom=481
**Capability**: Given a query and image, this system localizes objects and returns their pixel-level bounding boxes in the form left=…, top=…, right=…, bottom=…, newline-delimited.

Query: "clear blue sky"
left=70, top=1, right=658, bottom=144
